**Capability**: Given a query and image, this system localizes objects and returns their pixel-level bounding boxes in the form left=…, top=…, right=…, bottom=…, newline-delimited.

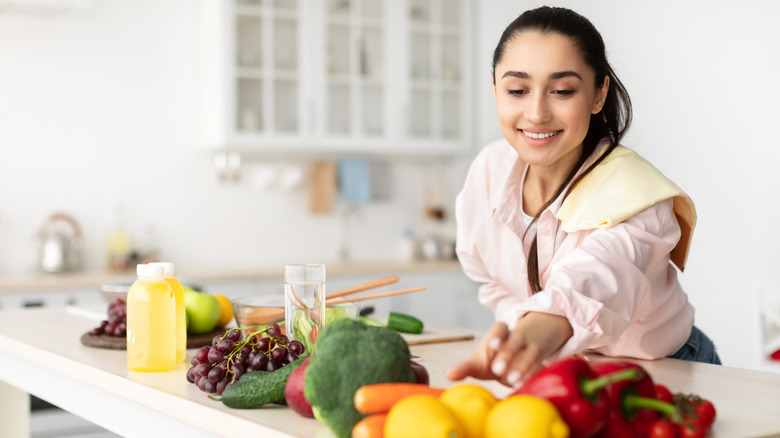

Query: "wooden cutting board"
left=80, top=328, right=230, bottom=350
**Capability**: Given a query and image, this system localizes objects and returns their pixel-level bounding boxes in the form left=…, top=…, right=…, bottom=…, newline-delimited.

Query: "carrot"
left=351, top=413, right=387, bottom=438
left=354, top=383, right=446, bottom=414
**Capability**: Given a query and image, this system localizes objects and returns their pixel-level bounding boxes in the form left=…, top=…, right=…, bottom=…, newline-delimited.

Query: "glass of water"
left=284, top=263, right=326, bottom=355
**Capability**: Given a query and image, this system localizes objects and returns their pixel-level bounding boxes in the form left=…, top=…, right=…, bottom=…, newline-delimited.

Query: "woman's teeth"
left=523, top=130, right=559, bottom=139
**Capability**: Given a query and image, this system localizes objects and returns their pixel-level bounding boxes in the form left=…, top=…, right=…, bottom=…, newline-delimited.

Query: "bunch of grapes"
left=90, top=298, right=127, bottom=337
left=187, top=323, right=305, bottom=396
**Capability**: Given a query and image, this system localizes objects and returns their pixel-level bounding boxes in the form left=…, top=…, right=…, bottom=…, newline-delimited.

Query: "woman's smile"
left=520, top=129, right=562, bottom=140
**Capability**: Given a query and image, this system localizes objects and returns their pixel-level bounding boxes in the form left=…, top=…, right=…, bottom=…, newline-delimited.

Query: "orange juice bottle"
left=150, top=262, right=186, bottom=363
left=126, top=263, right=176, bottom=372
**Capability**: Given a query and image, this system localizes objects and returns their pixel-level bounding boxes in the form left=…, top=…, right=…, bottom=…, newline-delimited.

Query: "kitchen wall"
left=1, top=0, right=779, bottom=370
left=0, top=0, right=465, bottom=274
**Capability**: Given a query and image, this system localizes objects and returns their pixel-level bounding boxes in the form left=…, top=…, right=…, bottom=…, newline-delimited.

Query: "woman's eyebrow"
left=501, top=70, right=582, bottom=80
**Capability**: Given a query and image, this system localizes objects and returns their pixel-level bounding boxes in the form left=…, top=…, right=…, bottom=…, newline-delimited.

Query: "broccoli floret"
left=304, top=318, right=415, bottom=438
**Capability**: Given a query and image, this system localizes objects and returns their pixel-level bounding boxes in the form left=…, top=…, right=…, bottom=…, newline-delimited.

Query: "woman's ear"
left=592, top=75, right=610, bottom=114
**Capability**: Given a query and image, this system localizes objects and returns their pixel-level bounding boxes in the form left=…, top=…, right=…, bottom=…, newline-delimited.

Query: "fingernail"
left=507, top=370, right=522, bottom=386
left=491, top=360, right=506, bottom=376
left=489, top=337, right=501, bottom=350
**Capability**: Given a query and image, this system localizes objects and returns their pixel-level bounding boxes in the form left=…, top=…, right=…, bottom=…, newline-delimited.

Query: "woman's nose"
left=525, top=95, right=552, bottom=124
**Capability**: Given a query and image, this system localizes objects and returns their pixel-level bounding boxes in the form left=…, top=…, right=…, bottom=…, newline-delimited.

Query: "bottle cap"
left=137, top=263, right=165, bottom=278
left=148, top=262, right=175, bottom=276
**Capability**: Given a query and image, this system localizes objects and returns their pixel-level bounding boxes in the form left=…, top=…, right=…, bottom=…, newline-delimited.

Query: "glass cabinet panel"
left=408, top=0, right=463, bottom=139
left=324, top=0, right=385, bottom=137
left=234, top=0, right=301, bottom=135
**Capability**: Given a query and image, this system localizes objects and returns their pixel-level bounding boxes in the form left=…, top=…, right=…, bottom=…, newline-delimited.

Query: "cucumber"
left=358, top=315, right=385, bottom=327
left=221, top=358, right=303, bottom=409
left=386, top=312, right=424, bottom=334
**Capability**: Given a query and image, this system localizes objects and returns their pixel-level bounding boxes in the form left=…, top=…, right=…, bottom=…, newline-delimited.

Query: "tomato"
left=648, top=419, right=677, bottom=438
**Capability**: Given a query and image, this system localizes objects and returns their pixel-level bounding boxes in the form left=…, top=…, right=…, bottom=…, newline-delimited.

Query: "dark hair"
left=492, top=6, right=633, bottom=293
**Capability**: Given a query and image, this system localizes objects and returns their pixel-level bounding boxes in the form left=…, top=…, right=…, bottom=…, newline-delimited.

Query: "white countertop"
left=1, top=307, right=780, bottom=437
left=0, top=260, right=462, bottom=294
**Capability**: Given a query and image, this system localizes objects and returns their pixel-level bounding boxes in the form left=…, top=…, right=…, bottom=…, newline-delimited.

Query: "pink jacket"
left=455, top=139, right=695, bottom=360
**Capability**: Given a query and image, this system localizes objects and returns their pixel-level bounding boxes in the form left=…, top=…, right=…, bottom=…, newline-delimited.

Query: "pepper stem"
left=580, top=368, right=644, bottom=397
left=623, top=394, right=680, bottom=421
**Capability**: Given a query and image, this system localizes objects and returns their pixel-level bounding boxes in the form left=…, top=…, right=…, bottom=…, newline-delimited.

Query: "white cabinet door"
left=196, top=0, right=473, bottom=155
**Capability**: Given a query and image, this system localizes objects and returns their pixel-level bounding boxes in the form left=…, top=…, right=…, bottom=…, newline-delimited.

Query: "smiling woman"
left=447, top=6, right=720, bottom=389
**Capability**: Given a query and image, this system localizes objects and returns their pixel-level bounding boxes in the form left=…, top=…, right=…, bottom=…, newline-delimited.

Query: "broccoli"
left=304, top=318, right=415, bottom=438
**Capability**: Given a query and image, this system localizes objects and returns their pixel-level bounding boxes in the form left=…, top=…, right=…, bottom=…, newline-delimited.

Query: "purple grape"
left=91, top=327, right=102, bottom=336
left=257, top=337, right=271, bottom=352
left=286, top=351, right=299, bottom=363
left=216, top=339, right=236, bottom=354
left=194, top=362, right=211, bottom=377
left=190, top=356, right=201, bottom=367
left=246, top=366, right=256, bottom=372
left=275, top=334, right=288, bottom=345
left=212, top=334, right=222, bottom=346
left=207, top=347, right=224, bottom=363
left=240, top=344, right=252, bottom=357
left=267, top=323, right=281, bottom=337
left=230, top=362, right=244, bottom=376
left=194, top=346, right=210, bottom=363
left=227, top=329, right=242, bottom=342
left=266, top=359, right=282, bottom=372
left=198, top=376, right=216, bottom=394
left=251, top=353, right=269, bottom=370
left=288, top=340, right=304, bottom=355
left=207, top=366, right=226, bottom=383
left=216, top=379, right=229, bottom=395
left=186, top=367, right=197, bottom=383
left=270, top=347, right=286, bottom=361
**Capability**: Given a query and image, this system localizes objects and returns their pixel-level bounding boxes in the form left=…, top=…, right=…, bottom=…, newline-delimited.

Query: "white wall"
left=1, top=0, right=778, bottom=370
left=477, top=1, right=780, bottom=369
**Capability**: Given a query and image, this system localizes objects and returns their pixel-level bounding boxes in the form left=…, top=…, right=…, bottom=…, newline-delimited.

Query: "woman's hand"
left=446, top=312, right=574, bottom=387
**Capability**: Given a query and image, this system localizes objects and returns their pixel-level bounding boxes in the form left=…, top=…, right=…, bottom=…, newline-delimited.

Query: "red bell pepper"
left=512, top=357, right=645, bottom=438
left=591, top=361, right=679, bottom=438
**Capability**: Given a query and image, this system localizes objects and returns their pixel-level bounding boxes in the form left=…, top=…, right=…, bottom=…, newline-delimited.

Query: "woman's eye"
left=552, top=89, right=575, bottom=96
left=508, top=89, right=527, bottom=96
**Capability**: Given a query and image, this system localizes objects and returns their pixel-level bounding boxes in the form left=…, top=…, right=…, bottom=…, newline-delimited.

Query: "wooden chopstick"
left=325, top=286, right=426, bottom=306
left=287, top=284, right=307, bottom=309
left=327, top=276, right=400, bottom=299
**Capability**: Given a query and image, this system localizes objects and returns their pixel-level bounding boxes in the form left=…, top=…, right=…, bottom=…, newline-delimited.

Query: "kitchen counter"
left=2, top=307, right=780, bottom=437
left=0, top=260, right=462, bottom=294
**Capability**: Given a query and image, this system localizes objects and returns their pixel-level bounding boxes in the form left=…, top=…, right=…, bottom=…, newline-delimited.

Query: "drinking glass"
left=284, top=264, right=325, bottom=355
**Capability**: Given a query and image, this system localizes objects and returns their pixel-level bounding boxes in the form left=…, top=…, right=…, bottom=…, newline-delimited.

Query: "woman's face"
left=493, top=31, right=608, bottom=174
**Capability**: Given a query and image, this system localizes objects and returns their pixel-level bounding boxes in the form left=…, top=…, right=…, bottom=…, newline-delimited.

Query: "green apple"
left=183, top=291, right=221, bottom=334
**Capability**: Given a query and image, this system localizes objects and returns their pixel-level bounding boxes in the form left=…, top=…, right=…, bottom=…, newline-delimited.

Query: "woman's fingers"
left=490, top=328, right=528, bottom=383
left=447, top=322, right=509, bottom=382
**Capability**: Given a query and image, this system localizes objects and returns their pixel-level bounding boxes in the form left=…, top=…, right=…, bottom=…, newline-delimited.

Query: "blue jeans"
left=667, top=325, right=721, bottom=364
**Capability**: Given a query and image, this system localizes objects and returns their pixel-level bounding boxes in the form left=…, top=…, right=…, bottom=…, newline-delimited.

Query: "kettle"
left=35, top=212, right=83, bottom=273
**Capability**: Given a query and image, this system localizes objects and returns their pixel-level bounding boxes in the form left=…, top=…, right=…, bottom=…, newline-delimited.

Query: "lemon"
left=439, top=384, right=497, bottom=438
left=385, top=394, right=464, bottom=438
left=485, top=395, right=569, bottom=438
left=214, top=294, right=234, bottom=327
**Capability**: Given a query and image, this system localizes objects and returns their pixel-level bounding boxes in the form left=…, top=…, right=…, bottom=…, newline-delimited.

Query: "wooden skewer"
left=327, top=275, right=400, bottom=299
left=287, top=284, right=307, bottom=309
left=325, top=286, right=426, bottom=306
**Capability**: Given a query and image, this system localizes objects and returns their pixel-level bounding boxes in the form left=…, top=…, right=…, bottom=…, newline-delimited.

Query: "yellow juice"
left=164, top=275, right=187, bottom=363
left=127, top=272, right=176, bottom=372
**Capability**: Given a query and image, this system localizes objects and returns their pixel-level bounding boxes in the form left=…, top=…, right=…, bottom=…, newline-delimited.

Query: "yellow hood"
left=556, top=146, right=696, bottom=271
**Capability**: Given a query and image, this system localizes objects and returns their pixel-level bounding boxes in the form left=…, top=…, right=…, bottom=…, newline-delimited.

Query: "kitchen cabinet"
left=195, top=0, right=474, bottom=155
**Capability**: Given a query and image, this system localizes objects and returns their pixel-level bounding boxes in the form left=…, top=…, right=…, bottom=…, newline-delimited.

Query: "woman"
left=447, top=6, right=720, bottom=388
